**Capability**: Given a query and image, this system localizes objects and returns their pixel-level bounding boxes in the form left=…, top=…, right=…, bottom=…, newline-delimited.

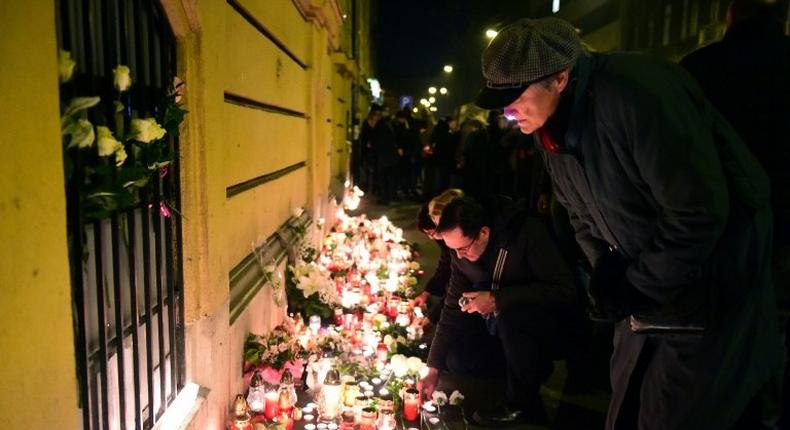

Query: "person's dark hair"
left=368, top=104, right=384, bottom=117
left=395, top=109, right=411, bottom=120
left=435, top=197, right=489, bottom=237
left=417, top=203, right=436, bottom=233
left=728, top=0, right=783, bottom=25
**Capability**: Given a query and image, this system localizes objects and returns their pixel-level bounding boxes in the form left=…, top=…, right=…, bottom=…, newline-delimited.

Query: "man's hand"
left=461, top=291, right=497, bottom=315
left=413, top=291, right=431, bottom=307
left=418, top=367, right=440, bottom=399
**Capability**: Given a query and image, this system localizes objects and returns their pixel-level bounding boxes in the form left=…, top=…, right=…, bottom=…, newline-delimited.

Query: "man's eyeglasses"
left=455, top=233, right=479, bottom=253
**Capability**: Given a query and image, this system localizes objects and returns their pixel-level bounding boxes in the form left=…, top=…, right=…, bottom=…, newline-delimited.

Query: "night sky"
left=376, top=0, right=551, bottom=112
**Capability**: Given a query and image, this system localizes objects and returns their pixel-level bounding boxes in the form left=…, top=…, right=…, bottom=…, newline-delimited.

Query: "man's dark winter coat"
left=681, top=17, right=790, bottom=246
left=427, top=197, right=577, bottom=370
left=540, top=51, right=782, bottom=429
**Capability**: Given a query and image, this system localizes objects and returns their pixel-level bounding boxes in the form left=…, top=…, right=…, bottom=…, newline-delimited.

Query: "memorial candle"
left=359, top=407, right=377, bottom=430
left=264, top=390, right=280, bottom=420
left=402, top=388, right=420, bottom=421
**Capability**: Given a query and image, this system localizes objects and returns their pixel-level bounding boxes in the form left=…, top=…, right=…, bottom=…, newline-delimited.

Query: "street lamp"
left=485, top=29, right=498, bottom=39
left=428, top=87, right=437, bottom=95
left=428, top=96, right=436, bottom=104
left=429, top=106, right=437, bottom=112
left=439, top=87, right=448, bottom=95
left=443, top=65, right=453, bottom=73
left=419, top=98, right=430, bottom=107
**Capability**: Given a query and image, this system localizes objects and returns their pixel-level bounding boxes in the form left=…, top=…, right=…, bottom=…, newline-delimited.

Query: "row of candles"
left=233, top=366, right=425, bottom=430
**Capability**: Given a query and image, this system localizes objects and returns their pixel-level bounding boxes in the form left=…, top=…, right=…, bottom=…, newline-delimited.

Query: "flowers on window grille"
left=58, top=50, right=186, bottom=220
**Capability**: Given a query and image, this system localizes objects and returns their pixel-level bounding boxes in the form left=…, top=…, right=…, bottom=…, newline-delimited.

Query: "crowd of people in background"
left=352, top=104, right=551, bottom=216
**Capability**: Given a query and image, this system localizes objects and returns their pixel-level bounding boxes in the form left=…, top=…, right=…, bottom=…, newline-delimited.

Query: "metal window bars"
left=56, top=0, right=185, bottom=429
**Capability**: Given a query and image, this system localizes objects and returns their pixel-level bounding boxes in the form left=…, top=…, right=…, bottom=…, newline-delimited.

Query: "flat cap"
left=476, top=18, right=581, bottom=109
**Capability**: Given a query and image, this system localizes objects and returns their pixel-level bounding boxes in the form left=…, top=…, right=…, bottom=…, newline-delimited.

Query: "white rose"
left=390, top=354, right=408, bottom=378
left=130, top=118, right=166, bottom=143
left=58, top=50, right=76, bottom=83
left=449, top=390, right=465, bottom=405
left=64, top=118, right=95, bottom=149
left=96, top=126, right=121, bottom=156
left=113, top=65, right=132, bottom=92
left=431, top=391, right=448, bottom=406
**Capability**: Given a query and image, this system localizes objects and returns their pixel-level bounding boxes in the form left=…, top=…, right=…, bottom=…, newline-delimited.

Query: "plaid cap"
left=476, top=18, right=581, bottom=109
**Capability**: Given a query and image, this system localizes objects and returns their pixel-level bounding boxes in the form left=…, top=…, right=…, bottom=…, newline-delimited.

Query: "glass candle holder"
left=343, top=381, right=360, bottom=407
left=246, top=371, right=266, bottom=414
left=309, top=315, right=322, bottom=334
left=359, top=407, right=377, bottom=430
left=264, top=389, right=281, bottom=420
left=377, top=394, right=394, bottom=415
left=402, top=388, right=420, bottom=421
left=377, top=410, right=396, bottom=430
left=354, top=395, right=370, bottom=421
left=340, top=408, right=356, bottom=430
left=319, top=367, right=343, bottom=422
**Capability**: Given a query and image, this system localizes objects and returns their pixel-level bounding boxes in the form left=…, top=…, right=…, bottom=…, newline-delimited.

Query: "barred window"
left=56, top=0, right=186, bottom=429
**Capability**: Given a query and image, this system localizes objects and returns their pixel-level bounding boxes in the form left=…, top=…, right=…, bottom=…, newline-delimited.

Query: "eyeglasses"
left=455, top=233, right=479, bottom=254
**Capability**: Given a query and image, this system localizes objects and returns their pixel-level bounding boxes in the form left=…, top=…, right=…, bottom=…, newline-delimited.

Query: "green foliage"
left=284, top=266, right=334, bottom=321
left=244, top=327, right=301, bottom=370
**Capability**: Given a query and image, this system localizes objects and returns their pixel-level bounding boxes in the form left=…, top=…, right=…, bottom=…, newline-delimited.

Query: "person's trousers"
left=495, top=307, right=565, bottom=410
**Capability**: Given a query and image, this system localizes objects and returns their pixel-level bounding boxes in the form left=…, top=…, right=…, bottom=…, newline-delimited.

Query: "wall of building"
left=0, top=0, right=370, bottom=428
left=161, top=0, right=368, bottom=428
left=0, top=2, right=80, bottom=429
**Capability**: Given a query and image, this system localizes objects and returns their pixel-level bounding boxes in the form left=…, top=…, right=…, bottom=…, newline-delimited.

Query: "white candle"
left=429, top=417, right=440, bottom=424
left=303, top=414, right=314, bottom=421
left=371, top=378, right=382, bottom=385
left=305, top=425, right=316, bottom=430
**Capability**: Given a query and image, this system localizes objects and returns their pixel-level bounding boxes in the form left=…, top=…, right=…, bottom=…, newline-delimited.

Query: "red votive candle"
left=264, top=391, right=281, bottom=420
left=403, top=388, right=420, bottom=421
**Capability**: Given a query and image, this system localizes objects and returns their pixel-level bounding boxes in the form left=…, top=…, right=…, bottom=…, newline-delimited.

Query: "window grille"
left=56, top=0, right=185, bottom=429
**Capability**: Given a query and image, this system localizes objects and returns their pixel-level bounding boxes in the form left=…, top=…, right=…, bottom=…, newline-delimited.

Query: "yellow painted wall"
left=0, top=2, right=79, bottom=429
left=0, top=0, right=366, bottom=427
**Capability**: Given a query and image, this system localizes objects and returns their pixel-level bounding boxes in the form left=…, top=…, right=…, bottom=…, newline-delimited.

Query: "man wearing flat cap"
left=476, top=17, right=783, bottom=430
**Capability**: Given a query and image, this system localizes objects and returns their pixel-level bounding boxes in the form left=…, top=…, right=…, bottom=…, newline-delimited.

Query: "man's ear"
left=555, top=69, right=570, bottom=92
left=479, top=226, right=491, bottom=238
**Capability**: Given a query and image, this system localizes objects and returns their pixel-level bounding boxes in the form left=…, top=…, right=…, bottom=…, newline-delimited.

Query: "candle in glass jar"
left=340, top=408, right=356, bottom=430
left=377, top=410, right=396, bottom=430
left=309, top=315, right=322, bottom=334
left=376, top=343, right=389, bottom=363
left=264, top=391, right=281, bottom=420
left=402, top=388, right=420, bottom=421
left=359, top=407, right=377, bottom=430
left=343, top=381, right=360, bottom=407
